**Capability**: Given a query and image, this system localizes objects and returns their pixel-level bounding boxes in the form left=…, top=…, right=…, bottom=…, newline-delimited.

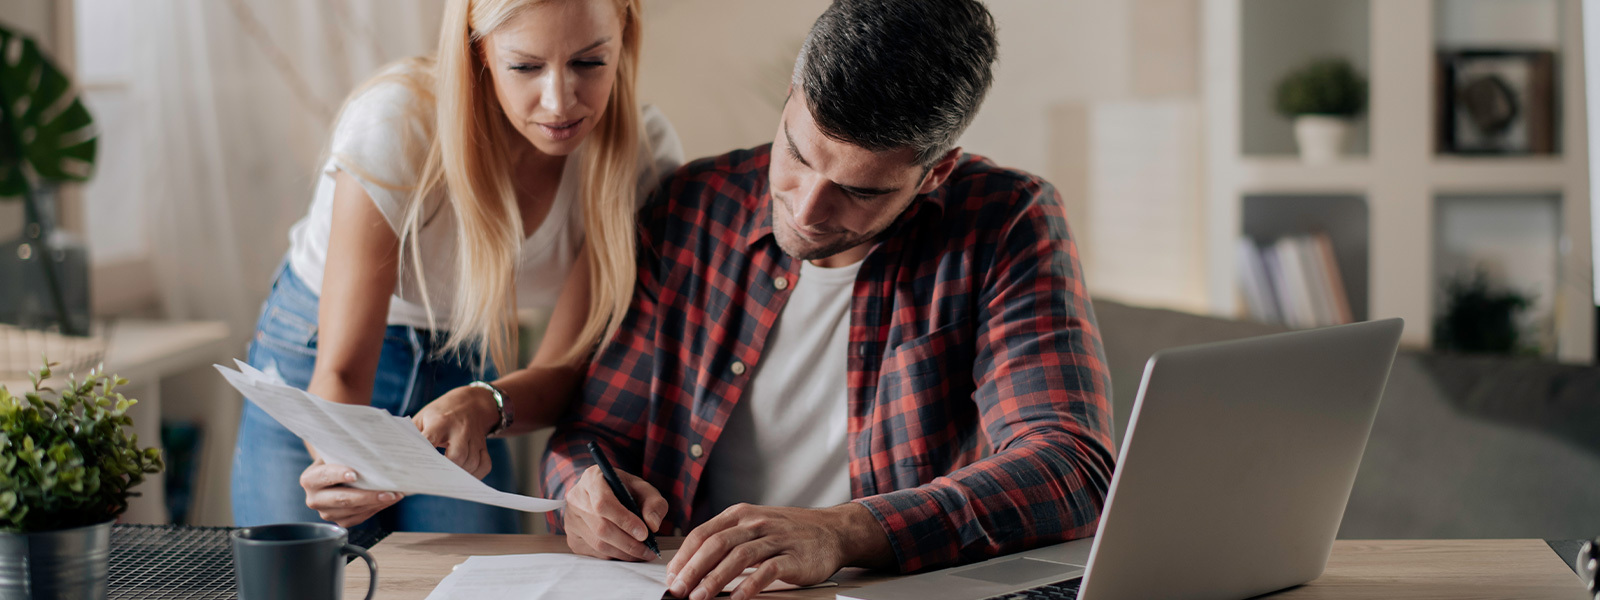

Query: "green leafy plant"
left=0, top=359, right=163, bottom=533
left=0, top=25, right=96, bottom=197
left=1433, top=270, right=1535, bottom=355
left=1276, top=58, right=1368, bottom=118
left=0, top=23, right=98, bottom=337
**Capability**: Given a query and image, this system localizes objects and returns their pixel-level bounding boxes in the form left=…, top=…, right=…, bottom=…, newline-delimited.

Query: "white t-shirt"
left=696, top=259, right=861, bottom=523
left=285, top=80, right=684, bottom=329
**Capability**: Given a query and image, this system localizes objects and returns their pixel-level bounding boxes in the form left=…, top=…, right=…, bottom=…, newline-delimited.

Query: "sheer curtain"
left=137, top=0, right=442, bottom=333
left=122, top=0, right=441, bottom=524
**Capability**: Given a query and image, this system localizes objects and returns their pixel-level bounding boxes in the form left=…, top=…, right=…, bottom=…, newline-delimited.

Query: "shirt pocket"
left=877, top=320, right=980, bottom=480
left=253, top=305, right=319, bottom=358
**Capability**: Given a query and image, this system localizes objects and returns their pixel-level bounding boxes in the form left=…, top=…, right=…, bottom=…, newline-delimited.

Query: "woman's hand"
left=413, top=385, right=501, bottom=479
left=301, top=460, right=402, bottom=528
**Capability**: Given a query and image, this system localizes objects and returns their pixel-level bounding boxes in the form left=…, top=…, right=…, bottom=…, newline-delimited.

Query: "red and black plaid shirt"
left=543, top=145, right=1115, bottom=572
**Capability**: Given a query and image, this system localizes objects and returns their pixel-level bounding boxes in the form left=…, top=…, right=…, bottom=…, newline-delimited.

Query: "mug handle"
left=342, top=544, right=378, bottom=600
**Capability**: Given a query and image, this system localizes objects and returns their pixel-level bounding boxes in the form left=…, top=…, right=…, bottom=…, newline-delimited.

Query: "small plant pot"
left=1293, top=115, right=1350, bottom=165
left=0, top=520, right=111, bottom=599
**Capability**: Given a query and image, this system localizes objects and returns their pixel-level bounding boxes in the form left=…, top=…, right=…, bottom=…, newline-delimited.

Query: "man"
left=543, top=1, right=1116, bottom=599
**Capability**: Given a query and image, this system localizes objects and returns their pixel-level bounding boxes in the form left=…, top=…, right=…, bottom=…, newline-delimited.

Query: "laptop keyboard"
left=989, top=578, right=1082, bottom=600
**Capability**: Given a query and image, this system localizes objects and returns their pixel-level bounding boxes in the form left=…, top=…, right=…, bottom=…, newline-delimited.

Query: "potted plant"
left=1433, top=270, right=1535, bottom=355
left=1276, top=58, right=1368, bottom=165
left=0, top=359, right=163, bottom=599
left=0, top=23, right=98, bottom=339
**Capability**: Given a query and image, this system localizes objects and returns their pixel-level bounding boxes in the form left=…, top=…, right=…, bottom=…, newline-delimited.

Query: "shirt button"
left=731, top=361, right=747, bottom=376
left=774, top=277, right=789, bottom=290
left=690, top=444, right=704, bottom=458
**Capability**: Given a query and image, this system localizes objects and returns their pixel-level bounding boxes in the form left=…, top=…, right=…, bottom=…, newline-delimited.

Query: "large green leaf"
left=0, top=25, right=97, bottom=199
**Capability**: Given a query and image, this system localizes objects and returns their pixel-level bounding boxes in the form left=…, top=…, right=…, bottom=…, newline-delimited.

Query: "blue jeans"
left=231, top=262, right=520, bottom=533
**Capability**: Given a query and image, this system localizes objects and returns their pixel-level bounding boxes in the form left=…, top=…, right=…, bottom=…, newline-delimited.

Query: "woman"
left=231, top=0, right=680, bottom=533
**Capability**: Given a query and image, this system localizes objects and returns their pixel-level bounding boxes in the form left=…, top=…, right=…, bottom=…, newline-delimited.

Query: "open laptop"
left=840, top=318, right=1404, bottom=600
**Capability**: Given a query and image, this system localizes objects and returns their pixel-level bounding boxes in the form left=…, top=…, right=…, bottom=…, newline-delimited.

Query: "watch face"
left=1581, top=539, right=1599, bottom=599
left=470, top=381, right=511, bottom=435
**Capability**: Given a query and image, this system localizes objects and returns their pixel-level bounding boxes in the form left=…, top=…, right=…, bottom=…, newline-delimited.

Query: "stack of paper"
left=215, top=361, right=563, bottom=512
left=423, top=552, right=833, bottom=600
left=426, top=555, right=668, bottom=600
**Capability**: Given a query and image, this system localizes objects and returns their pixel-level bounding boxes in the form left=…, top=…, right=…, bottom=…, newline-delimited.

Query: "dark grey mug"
left=231, top=523, right=377, bottom=600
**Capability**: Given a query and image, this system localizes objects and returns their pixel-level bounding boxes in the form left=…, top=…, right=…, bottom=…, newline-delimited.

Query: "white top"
left=696, top=259, right=861, bottom=523
left=285, top=80, right=684, bottom=329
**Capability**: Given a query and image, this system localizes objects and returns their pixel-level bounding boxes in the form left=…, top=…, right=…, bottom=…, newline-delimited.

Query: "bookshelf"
left=1203, top=0, right=1594, bottom=362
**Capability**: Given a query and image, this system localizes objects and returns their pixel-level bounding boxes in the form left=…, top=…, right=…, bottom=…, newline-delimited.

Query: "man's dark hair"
left=794, top=0, right=998, bottom=167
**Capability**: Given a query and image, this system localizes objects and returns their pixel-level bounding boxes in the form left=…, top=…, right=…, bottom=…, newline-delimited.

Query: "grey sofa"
left=1092, top=299, right=1600, bottom=540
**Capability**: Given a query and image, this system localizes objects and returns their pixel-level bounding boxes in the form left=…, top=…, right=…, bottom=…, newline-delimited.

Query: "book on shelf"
left=1273, top=237, right=1316, bottom=328
left=1235, top=238, right=1280, bottom=323
left=1237, top=233, right=1354, bottom=328
left=1309, top=233, right=1354, bottom=324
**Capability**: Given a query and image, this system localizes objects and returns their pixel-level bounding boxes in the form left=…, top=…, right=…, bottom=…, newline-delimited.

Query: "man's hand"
left=563, top=464, right=669, bottom=561
left=413, top=385, right=502, bottom=479
left=300, top=460, right=403, bottom=528
left=665, top=502, right=893, bottom=600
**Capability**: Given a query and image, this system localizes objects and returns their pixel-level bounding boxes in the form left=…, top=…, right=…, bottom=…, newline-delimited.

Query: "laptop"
left=839, top=318, right=1404, bottom=600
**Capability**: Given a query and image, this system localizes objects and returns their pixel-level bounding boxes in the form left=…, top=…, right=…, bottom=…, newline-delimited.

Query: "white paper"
left=425, top=555, right=667, bottom=600
left=216, top=362, right=563, bottom=513
left=423, top=552, right=835, bottom=600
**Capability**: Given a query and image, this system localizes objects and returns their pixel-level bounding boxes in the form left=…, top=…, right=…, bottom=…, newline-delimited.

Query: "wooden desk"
left=344, top=534, right=1588, bottom=599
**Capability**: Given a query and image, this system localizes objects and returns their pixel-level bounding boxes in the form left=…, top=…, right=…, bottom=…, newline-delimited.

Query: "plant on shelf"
left=1433, top=270, right=1535, bottom=356
left=0, top=22, right=99, bottom=339
left=0, top=358, right=163, bottom=598
left=1276, top=58, right=1367, bottom=165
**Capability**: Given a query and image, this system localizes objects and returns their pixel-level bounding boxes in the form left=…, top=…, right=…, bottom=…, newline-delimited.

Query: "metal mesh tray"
left=108, top=524, right=388, bottom=599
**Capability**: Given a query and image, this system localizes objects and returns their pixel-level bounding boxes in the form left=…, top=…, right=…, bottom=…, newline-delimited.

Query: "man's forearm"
left=855, top=431, right=1113, bottom=572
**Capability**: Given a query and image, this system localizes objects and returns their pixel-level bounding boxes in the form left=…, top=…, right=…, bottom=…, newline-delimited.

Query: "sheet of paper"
left=656, top=549, right=832, bottom=594
left=216, top=362, right=563, bottom=513
left=423, top=553, right=837, bottom=600
left=425, top=554, right=667, bottom=600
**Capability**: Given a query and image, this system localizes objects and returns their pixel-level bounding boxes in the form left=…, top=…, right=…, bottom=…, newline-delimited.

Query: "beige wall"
left=637, top=0, right=830, bottom=160
left=641, top=0, right=1194, bottom=172
left=0, top=0, right=55, bottom=50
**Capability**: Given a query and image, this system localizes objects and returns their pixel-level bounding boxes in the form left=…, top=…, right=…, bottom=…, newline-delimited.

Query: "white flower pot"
left=1293, top=115, right=1350, bottom=165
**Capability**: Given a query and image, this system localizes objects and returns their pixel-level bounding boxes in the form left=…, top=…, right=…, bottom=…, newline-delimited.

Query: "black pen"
left=586, top=441, right=660, bottom=557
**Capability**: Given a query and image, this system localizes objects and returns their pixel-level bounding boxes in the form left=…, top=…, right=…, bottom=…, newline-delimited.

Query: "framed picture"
left=1436, top=50, right=1557, bottom=155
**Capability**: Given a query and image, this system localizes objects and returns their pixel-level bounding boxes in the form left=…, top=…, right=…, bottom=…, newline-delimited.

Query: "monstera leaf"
left=0, top=24, right=97, bottom=199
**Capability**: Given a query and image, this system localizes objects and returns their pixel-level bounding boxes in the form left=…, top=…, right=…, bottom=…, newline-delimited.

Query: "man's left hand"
left=665, top=502, right=891, bottom=600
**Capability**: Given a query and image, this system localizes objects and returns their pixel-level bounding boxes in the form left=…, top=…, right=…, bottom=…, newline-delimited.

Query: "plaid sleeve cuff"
left=541, top=431, right=600, bottom=533
left=852, top=433, right=1113, bottom=573
left=854, top=480, right=976, bottom=573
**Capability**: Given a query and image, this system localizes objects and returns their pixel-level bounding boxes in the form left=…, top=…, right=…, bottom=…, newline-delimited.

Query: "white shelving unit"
left=1204, top=0, right=1594, bottom=362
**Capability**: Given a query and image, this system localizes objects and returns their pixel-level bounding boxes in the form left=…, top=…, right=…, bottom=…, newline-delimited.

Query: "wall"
left=1437, top=0, right=1560, bottom=48
left=0, top=0, right=54, bottom=48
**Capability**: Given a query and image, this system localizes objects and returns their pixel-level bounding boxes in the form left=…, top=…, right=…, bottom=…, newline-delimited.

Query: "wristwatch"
left=1581, top=536, right=1598, bottom=600
left=467, top=381, right=513, bottom=437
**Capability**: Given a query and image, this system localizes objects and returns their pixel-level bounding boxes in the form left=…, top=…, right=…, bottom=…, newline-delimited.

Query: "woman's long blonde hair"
left=337, top=0, right=643, bottom=375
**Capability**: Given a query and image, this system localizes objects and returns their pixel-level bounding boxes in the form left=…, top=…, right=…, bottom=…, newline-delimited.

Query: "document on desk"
left=423, top=553, right=836, bottom=600
left=215, top=361, right=563, bottom=512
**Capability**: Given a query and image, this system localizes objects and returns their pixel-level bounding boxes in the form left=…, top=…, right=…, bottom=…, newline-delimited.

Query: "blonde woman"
left=232, top=0, right=680, bottom=533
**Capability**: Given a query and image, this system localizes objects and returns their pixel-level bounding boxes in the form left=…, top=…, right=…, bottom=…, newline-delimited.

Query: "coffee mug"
left=231, top=523, right=377, bottom=600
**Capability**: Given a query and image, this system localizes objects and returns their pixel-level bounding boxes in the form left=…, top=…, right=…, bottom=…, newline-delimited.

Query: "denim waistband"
left=268, top=261, right=322, bottom=327
left=264, top=259, right=487, bottom=376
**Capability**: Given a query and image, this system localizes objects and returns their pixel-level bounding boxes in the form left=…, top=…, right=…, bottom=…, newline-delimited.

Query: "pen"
left=586, top=441, right=660, bottom=557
